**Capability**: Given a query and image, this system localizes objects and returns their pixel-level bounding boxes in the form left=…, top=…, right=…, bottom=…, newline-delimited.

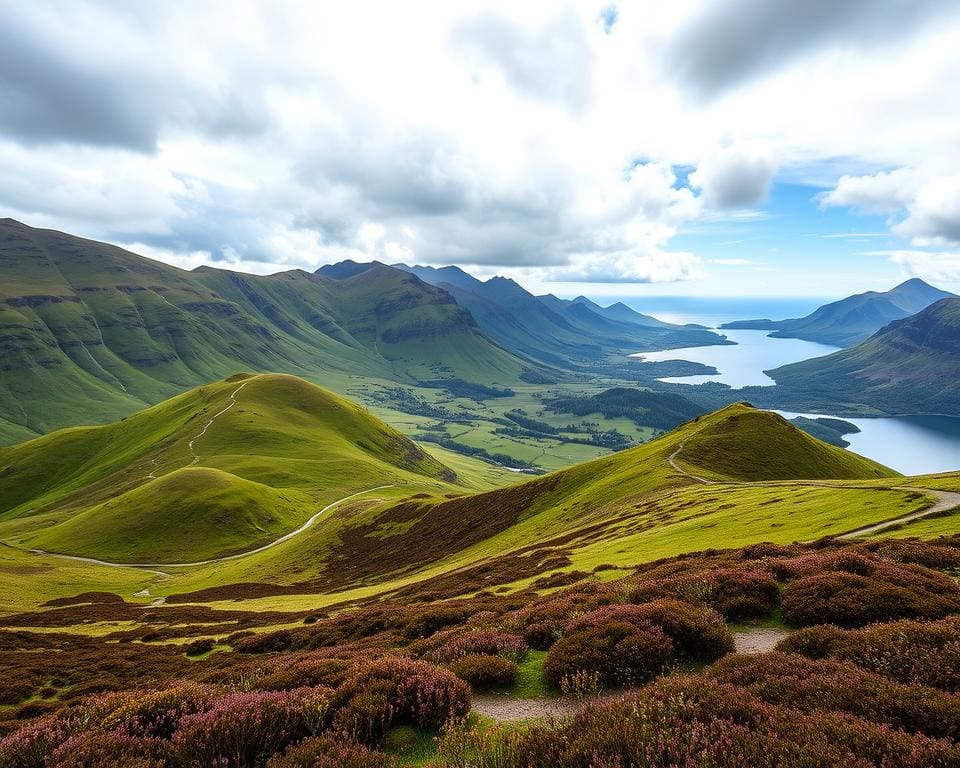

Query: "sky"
left=1, top=0, right=960, bottom=299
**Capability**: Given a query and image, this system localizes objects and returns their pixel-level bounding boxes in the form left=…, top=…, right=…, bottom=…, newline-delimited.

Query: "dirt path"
left=733, top=626, right=792, bottom=654
left=471, top=695, right=579, bottom=721
left=837, top=488, right=960, bottom=539
left=22, top=486, right=393, bottom=570
left=668, top=438, right=716, bottom=484
left=188, top=380, right=249, bottom=465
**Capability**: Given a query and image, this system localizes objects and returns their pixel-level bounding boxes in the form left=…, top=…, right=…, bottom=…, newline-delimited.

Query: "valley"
left=2, top=224, right=960, bottom=767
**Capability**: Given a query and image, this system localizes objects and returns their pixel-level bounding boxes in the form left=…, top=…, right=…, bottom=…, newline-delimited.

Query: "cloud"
left=0, top=4, right=268, bottom=151
left=823, top=169, right=960, bottom=247
left=689, top=141, right=777, bottom=209
left=664, top=0, right=960, bottom=99
left=870, top=249, right=960, bottom=283
left=820, top=168, right=919, bottom=214
left=453, top=8, right=594, bottom=114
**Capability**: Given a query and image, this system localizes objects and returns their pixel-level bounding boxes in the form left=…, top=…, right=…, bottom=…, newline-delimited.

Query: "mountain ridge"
left=722, top=278, right=955, bottom=346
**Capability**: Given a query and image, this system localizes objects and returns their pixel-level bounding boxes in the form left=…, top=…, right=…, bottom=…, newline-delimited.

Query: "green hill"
left=0, top=219, right=525, bottom=443
left=722, top=278, right=955, bottom=346
left=673, top=404, right=892, bottom=481
left=157, top=403, right=904, bottom=604
left=0, top=374, right=456, bottom=562
left=768, top=297, right=960, bottom=415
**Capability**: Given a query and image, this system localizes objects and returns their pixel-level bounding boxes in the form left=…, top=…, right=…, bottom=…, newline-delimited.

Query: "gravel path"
left=471, top=695, right=580, bottom=721
left=733, top=626, right=792, bottom=654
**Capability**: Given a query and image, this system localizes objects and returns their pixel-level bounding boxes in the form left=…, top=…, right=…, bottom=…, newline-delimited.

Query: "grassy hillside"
left=674, top=404, right=892, bottom=481
left=768, top=297, right=960, bottom=415
left=0, top=374, right=457, bottom=561
left=142, top=404, right=909, bottom=606
left=0, top=219, right=526, bottom=442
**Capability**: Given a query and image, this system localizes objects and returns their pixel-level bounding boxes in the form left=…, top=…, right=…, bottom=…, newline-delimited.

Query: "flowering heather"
left=266, top=735, right=395, bottom=767
left=446, top=677, right=960, bottom=767
left=707, top=651, right=960, bottom=739
left=330, top=656, right=470, bottom=743
left=628, top=566, right=781, bottom=621
left=425, top=630, right=527, bottom=663
left=170, top=687, right=330, bottom=767
left=617, top=599, right=734, bottom=661
left=546, top=607, right=673, bottom=688
left=781, top=616, right=960, bottom=692
left=447, top=654, right=519, bottom=691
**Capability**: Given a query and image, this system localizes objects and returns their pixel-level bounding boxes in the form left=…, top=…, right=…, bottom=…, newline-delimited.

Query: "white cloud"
left=824, top=169, right=960, bottom=248
left=0, top=0, right=959, bottom=289
left=689, top=141, right=777, bottom=209
left=881, top=249, right=960, bottom=283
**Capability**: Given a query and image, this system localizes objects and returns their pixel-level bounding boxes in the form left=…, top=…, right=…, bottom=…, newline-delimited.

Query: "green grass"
left=510, top=650, right=550, bottom=699
left=0, top=374, right=460, bottom=562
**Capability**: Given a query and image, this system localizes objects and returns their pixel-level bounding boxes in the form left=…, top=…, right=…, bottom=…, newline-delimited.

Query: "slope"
left=767, top=297, right=960, bottom=415
left=0, top=373, right=456, bottom=562
left=722, top=278, right=955, bottom=346
left=0, top=220, right=526, bottom=443
left=391, top=263, right=726, bottom=368
left=158, top=403, right=907, bottom=606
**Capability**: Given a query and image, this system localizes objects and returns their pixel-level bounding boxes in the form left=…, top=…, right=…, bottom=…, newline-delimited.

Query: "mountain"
left=722, top=278, right=955, bottom=346
left=566, top=295, right=678, bottom=329
left=392, top=263, right=727, bottom=368
left=0, top=373, right=455, bottom=562
left=767, top=297, right=960, bottom=415
left=0, top=220, right=524, bottom=443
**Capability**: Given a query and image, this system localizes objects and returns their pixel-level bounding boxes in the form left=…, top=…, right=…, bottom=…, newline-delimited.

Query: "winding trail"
left=838, top=488, right=960, bottom=539
left=188, top=380, right=249, bottom=465
left=23, top=486, right=393, bottom=570
left=668, top=438, right=716, bottom=485
left=669, top=433, right=960, bottom=539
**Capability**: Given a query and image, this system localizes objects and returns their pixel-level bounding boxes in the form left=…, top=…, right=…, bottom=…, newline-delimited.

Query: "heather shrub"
left=330, top=657, right=470, bottom=744
left=545, top=607, right=673, bottom=688
left=255, top=657, right=352, bottom=691
left=707, top=651, right=960, bottom=739
left=426, top=631, right=527, bottom=663
left=521, top=621, right=559, bottom=650
left=447, top=655, right=518, bottom=691
left=0, top=714, right=83, bottom=768
left=184, top=638, right=214, bottom=657
left=628, top=567, right=780, bottom=621
left=401, top=606, right=472, bottom=640
left=100, top=683, right=219, bottom=739
left=445, top=677, right=960, bottom=767
left=47, top=730, right=166, bottom=768
left=266, top=735, right=394, bottom=767
left=776, top=624, right=848, bottom=659
left=782, top=569, right=960, bottom=627
left=234, top=630, right=294, bottom=654
left=626, top=599, right=734, bottom=661
left=840, top=618, right=960, bottom=692
left=171, top=687, right=330, bottom=767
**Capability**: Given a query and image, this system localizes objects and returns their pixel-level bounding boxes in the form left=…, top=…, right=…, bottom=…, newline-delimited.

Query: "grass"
left=0, top=398, right=954, bottom=621
left=0, top=374, right=461, bottom=562
left=510, top=651, right=550, bottom=699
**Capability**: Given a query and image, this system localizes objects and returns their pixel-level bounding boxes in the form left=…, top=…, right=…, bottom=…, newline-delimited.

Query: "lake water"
left=619, top=319, right=960, bottom=475
left=630, top=328, right=841, bottom=388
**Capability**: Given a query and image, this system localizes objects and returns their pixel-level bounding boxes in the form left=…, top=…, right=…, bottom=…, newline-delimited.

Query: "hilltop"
left=0, top=220, right=525, bottom=443
left=723, top=278, right=955, bottom=346
left=768, top=297, right=960, bottom=415
left=0, top=373, right=456, bottom=562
